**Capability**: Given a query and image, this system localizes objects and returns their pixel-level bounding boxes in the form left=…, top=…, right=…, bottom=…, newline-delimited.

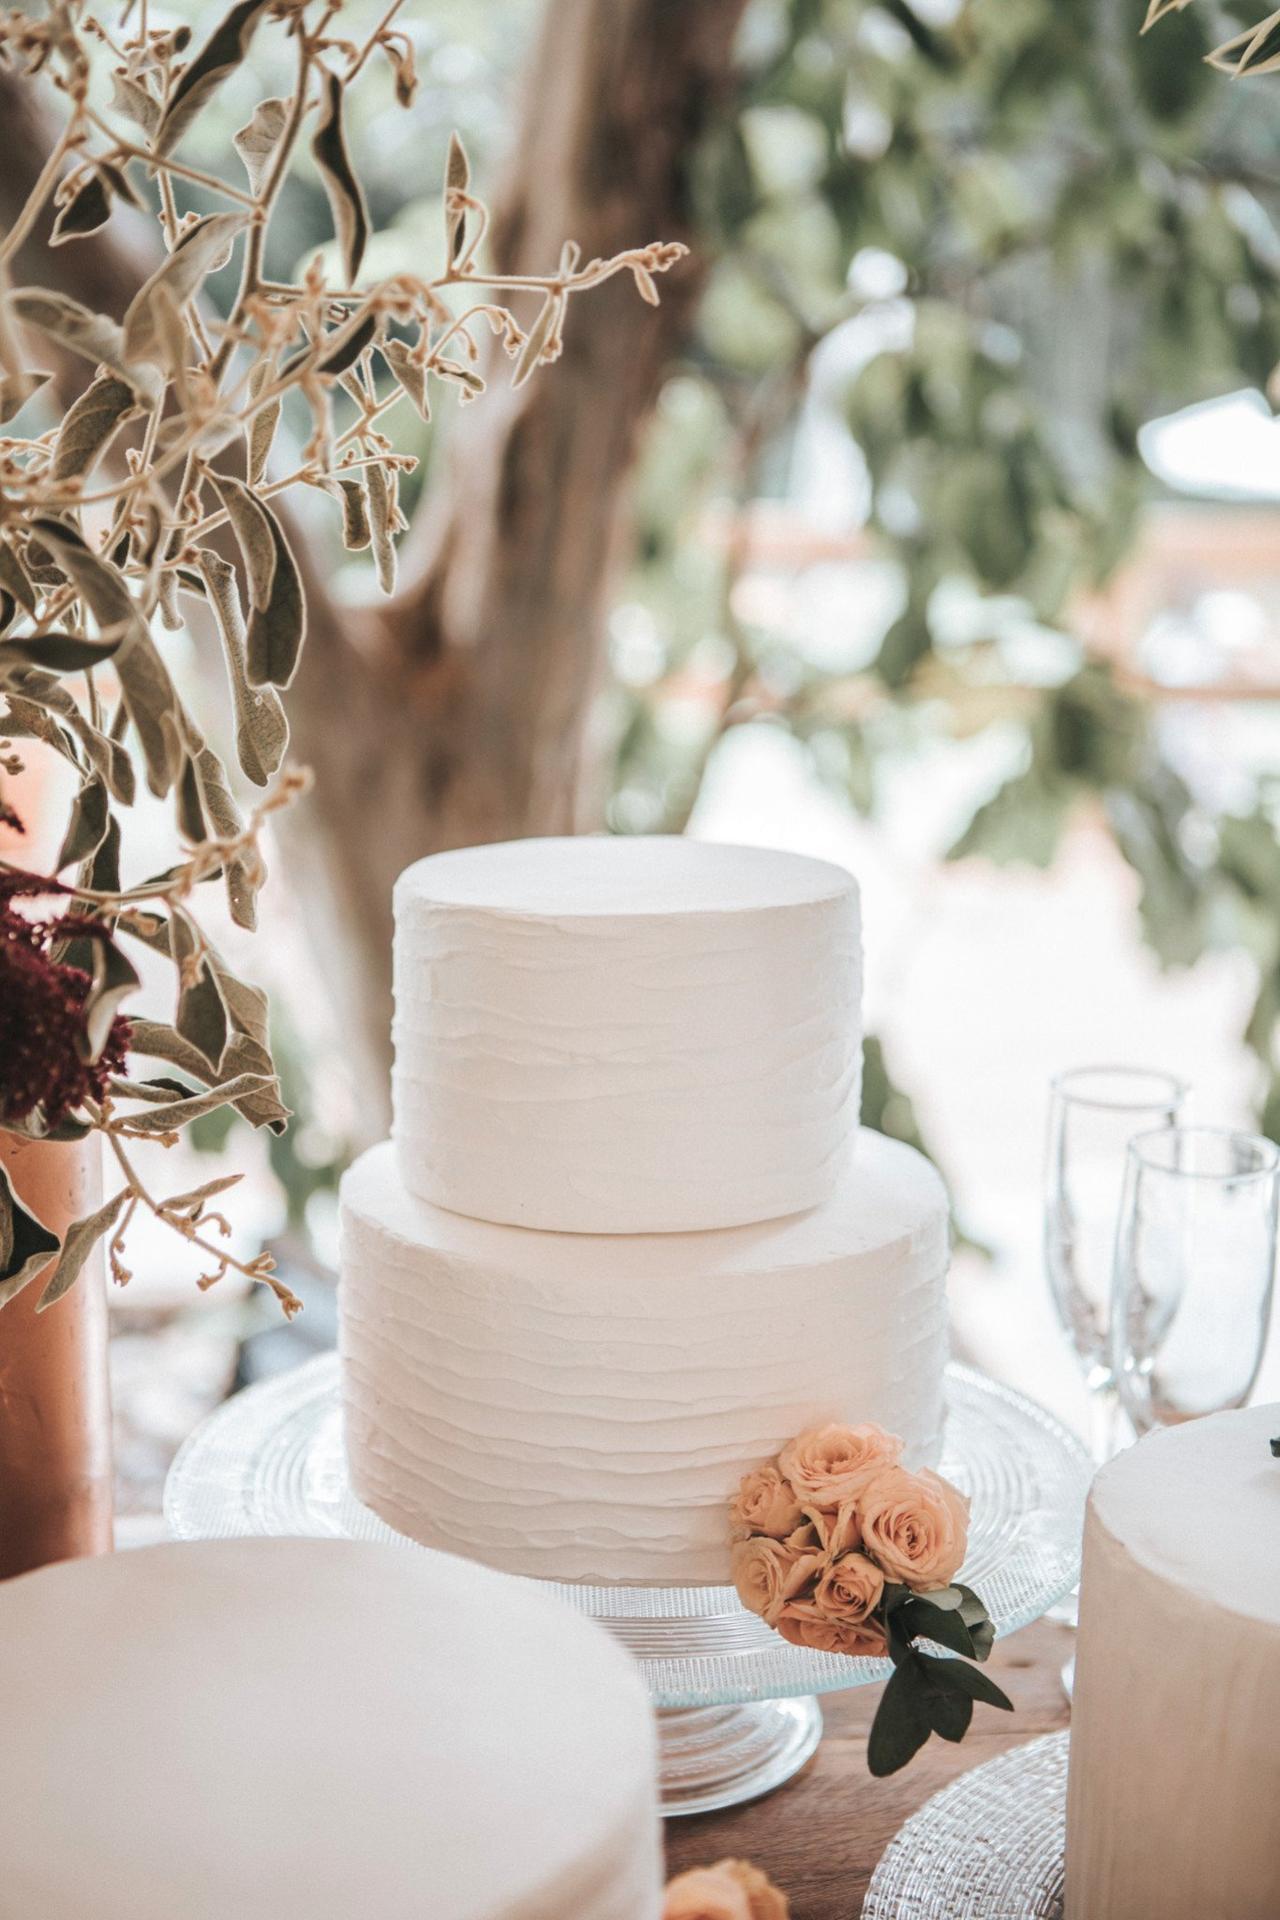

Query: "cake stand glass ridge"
left=165, top=1357, right=1089, bottom=1817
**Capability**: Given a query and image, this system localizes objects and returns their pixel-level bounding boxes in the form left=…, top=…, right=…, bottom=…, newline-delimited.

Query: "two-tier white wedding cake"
left=1066, top=1403, right=1280, bottom=1920
left=0, top=1539, right=661, bottom=1919
left=339, top=835, right=951, bottom=1586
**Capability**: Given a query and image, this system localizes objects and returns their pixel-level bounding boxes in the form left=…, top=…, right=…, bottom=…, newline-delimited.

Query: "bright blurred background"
left=47, top=0, right=1280, bottom=1530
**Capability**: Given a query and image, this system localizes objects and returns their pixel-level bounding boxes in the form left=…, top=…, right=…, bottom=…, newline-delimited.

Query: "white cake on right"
left=1065, top=1403, right=1280, bottom=1920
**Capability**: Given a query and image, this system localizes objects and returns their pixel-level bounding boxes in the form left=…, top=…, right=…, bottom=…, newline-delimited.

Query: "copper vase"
left=0, top=1131, right=113, bottom=1578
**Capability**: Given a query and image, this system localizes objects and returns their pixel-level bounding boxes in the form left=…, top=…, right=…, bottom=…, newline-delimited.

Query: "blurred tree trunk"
left=288, top=0, right=745, bottom=1091
left=0, top=0, right=745, bottom=1099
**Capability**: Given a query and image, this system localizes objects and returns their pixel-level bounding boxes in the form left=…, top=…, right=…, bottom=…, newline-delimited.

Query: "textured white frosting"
left=391, top=836, right=862, bottom=1233
left=0, top=1539, right=660, bottom=1920
left=1066, top=1404, right=1280, bottom=1920
left=340, top=1129, right=950, bottom=1585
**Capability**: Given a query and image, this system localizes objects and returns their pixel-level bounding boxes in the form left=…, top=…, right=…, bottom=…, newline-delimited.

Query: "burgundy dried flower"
left=0, top=874, right=130, bottom=1128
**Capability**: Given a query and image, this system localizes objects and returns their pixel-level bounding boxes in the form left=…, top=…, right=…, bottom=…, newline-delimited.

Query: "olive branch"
left=0, top=0, right=685, bottom=1314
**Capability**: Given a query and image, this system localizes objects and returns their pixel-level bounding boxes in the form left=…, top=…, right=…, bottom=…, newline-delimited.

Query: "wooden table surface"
left=663, top=1618, right=1072, bottom=1916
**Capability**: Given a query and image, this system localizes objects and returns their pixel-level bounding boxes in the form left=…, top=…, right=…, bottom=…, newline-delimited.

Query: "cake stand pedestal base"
left=658, top=1698, right=822, bottom=1816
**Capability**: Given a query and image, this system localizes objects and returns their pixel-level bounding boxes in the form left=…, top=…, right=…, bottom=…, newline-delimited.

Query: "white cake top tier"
left=392, top=836, right=862, bottom=1233
left=0, top=1539, right=660, bottom=1920
left=1089, top=1401, right=1280, bottom=1624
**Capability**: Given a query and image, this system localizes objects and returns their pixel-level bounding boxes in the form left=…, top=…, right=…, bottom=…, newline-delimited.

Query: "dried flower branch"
left=0, top=0, right=686, bottom=1311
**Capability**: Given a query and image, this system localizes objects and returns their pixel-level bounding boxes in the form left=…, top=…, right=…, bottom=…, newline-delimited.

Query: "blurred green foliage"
left=610, top=0, right=1280, bottom=1137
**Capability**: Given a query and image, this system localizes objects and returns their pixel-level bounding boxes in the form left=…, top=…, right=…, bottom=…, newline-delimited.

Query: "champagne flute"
left=1044, top=1067, right=1189, bottom=1464
left=1112, top=1126, right=1279, bottom=1436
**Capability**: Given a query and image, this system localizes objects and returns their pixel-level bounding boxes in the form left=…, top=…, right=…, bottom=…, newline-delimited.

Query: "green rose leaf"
left=867, top=1657, right=933, bottom=1778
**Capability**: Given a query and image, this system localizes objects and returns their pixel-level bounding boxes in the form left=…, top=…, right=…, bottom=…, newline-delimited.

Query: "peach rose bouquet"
left=729, top=1423, right=1012, bottom=1775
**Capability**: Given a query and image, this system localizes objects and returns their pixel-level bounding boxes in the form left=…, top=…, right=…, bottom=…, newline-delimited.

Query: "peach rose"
left=776, top=1599, right=888, bottom=1659
left=814, top=1550, right=884, bottom=1626
left=729, top=1466, right=805, bottom=1541
left=777, top=1422, right=903, bottom=1507
left=663, top=1860, right=789, bottom=1920
left=731, top=1528, right=823, bottom=1627
left=803, top=1499, right=862, bottom=1559
left=858, top=1465, right=969, bottom=1591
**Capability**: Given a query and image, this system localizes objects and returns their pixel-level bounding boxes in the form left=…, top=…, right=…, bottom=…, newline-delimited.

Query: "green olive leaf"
left=379, top=337, right=432, bottom=420
left=55, top=775, right=110, bottom=871
left=365, top=461, right=397, bottom=595
left=10, top=290, right=162, bottom=405
left=233, top=95, right=289, bottom=193
left=444, top=130, right=470, bottom=263
left=123, top=213, right=248, bottom=364
left=0, top=1164, right=61, bottom=1310
left=311, top=67, right=370, bottom=283
left=51, top=375, right=138, bottom=482
left=36, top=1189, right=130, bottom=1311
left=154, top=0, right=274, bottom=157
left=50, top=170, right=113, bottom=246
left=194, top=548, right=289, bottom=787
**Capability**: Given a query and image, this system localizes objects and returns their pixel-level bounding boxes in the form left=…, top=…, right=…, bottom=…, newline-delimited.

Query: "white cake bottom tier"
left=1065, top=1404, right=1280, bottom=1920
left=0, top=1540, right=661, bottom=1920
left=339, top=1130, right=950, bottom=1586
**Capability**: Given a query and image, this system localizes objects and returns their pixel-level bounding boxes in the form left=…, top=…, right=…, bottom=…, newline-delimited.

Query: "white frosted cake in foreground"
left=392, top=836, right=862, bottom=1233
left=342, top=1126, right=948, bottom=1584
left=0, top=1539, right=660, bottom=1920
left=1066, top=1404, right=1280, bottom=1920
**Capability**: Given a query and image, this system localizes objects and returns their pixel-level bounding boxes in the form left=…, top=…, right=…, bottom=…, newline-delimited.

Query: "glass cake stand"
left=862, top=1729, right=1068, bottom=1917
left=165, top=1357, right=1089, bottom=1817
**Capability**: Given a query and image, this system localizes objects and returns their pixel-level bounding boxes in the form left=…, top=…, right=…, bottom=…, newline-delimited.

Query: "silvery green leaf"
left=110, top=71, right=161, bottom=136
left=211, top=474, right=276, bottom=609
left=50, top=171, right=113, bottom=247
left=113, top=1072, right=274, bottom=1132
left=125, top=1017, right=218, bottom=1086
left=3, top=669, right=135, bottom=805
left=56, top=776, right=109, bottom=870
left=311, top=67, right=369, bottom=283
left=332, top=475, right=371, bottom=551
left=195, top=742, right=260, bottom=931
left=82, top=938, right=141, bottom=1061
left=154, top=0, right=273, bottom=157
left=246, top=359, right=281, bottom=486
left=248, top=510, right=304, bottom=687
left=365, top=462, right=397, bottom=595
left=172, top=916, right=229, bottom=1075
left=0, top=1164, right=61, bottom=1310
left=36, top=1189, right=129, bottom=1311
left=51, top=376, right=138, bottom=482
left=0, top=631, right=121, bottom=674
left=512, top=294, right=563, bottom=389
left=233, top=95, right=289, bottom=193
left=195, top=548, right=288, bottom=787
left=10, top=290, right=162, bottom=404
left=0, top=542, right=35, bottom=614
left=28, top=520, right=180, bottom=795
left=123, top=213, right=247, bottom=363
left=176, top=751, right=205, bottom=845
left=444, top=131, right=470, bottom=263
left=381, top=32, right=418, bottom=108
left=379, top=338, right=431, bottom=420
left=157, top=1172, right=243, bottom=1216
left=85, top=813, right=121, bottom=894
left=314, top=313, right=378, bottom=378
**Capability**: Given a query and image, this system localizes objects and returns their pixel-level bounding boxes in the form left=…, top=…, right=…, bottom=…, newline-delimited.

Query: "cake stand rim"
left=165, top=1354, right=1089, bottom=1709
